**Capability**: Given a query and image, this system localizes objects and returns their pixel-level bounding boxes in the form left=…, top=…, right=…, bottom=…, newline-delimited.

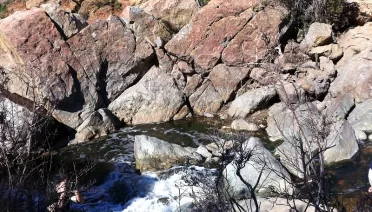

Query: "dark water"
left=54, top=118, right=372, bottom=210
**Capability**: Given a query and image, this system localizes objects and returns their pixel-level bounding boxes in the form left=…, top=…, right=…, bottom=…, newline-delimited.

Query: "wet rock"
left=300, top=22, right=332, bottom=49
left=228, top=86, right=277, bottom=118
left=109, top=66, right=185, bottom=125
left=75, top=109, right=122, bottom=141
left=324, top=120, right=359, bottom=164
left=231, top=119, right=259, bottom=132
left=173, top=105, right=190, bottom=120
left=209, top=64, right=250, bottom=102
left=224, top=137, right=292, bottom=199
left=134, top=135, right=200, bottom=172
left=189, top=81, right=223, bottom=116
left=196, top=146, right=212, bottom=159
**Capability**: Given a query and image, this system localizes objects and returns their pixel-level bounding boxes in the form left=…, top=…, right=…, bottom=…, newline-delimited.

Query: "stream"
left=53, top=118, right=372, bottom=211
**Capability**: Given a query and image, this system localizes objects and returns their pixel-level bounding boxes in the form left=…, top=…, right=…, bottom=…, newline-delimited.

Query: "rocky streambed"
left=53, top=118, right=372, bottom=211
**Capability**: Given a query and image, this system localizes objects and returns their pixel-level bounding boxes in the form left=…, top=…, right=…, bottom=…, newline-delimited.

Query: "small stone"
left=204, top=113, right=214, bottom=118
left=196, top=146, right=213, bottom=159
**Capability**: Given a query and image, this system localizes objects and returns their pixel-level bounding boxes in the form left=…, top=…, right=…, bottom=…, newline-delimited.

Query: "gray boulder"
left=348, top=98, right=372, bottom=135
left=109, top=66, right=185, bottom=125
left=325, top=94, right=354, bottom=122
left=41, top=2, right=88, bottom=39
left=228, top=86, right=277, bottom=118
left=75, top=109, right=122, bottom=142
left=223, top=137, right=292, bottom=199
left=324, top=121, right=359, bottom=164
left=134, top=135, right=201, bottom=172
left=266, top=102, right=324, bottom=142
left=300, top=22, right=332, bottom=49
left=189, top=80, right=223, bottom=116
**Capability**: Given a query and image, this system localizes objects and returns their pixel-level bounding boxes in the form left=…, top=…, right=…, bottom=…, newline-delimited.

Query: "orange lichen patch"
left=87, top=5, right=113, bottom=23
left=61, top=0, right=78, bottom=12
left=1, top=0, right=27, bottom=18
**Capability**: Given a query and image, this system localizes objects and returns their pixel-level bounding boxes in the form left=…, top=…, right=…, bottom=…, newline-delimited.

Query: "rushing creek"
left=53, top=118, right=372, bottom=211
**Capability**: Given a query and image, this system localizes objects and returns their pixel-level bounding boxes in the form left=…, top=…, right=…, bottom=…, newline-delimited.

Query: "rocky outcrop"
left=165, top=0, right=288, bottom=70
left=139, top=0, right=198, bottom=31
left=329, top=23, right=372, bottom=103
left=228, top=86, right=277, bottom=118
left=0, top=9, right=155, bottom=139
left=108, top=66, right=185, bottom=125
left=223, top=137, right=292, bottom=199
left=134, top=135, right=202, bottom=172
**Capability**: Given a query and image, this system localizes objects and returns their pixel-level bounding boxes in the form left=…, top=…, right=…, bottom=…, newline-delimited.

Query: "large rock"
left=329, top=23, right=372, bottom=102
left=300, top=22, right=332, bottom=50
left=0, top=97, right=33, bottom=148
left=223, top=137, right=292, bottom=199
left=324, top=121, right=359, bottom=164
left=108, top=66, right=185, bottom=125
left=209, top=64, right=250, bottom=102
left=189, top=80, right=223, bottom=116
left=134, top=135, right=201, bottom=172
left=165, top=0, right=288, bottom=70
left=0, top=10, right=154, bottom=130
left=228, top=86, right=277, bottom=118
left=325, top=93, right=354, bottom=122
left=75, top=109, right=122, bottom=142
left=139, top=0, right=198, bottom=31
left=348, top=98, right=372, bottom=135
left=266, top=102, right=324, bottom=142
left=41, top=2, right=88, bottom=39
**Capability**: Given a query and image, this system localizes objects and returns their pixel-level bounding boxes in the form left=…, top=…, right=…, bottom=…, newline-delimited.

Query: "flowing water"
left=53, top=118, right=372, bottom=211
